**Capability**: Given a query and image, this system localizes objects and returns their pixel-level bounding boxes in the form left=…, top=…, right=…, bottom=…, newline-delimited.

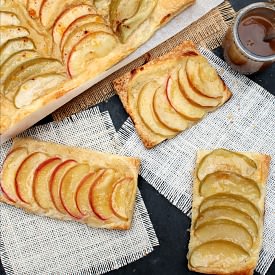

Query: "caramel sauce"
left=238, top=15, right=275, bottom=57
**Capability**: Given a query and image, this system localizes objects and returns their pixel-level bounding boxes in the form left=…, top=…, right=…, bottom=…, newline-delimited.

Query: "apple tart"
left=113, top=41, right=232, bottom=148
left=0, top=138, right=140, bottom=230
left=0, top=0, right=194, bottom=134
left=188, top=149, right=271, bottom=275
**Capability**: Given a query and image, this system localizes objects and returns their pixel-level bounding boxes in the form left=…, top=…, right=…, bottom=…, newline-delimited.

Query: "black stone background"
left=1, top=0, right=274, bottom=274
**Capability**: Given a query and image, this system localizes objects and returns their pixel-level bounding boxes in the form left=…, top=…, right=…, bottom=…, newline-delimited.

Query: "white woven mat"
left=0, top=107, right=159, bottom=275
left=116, top=48, right=275, bottom=275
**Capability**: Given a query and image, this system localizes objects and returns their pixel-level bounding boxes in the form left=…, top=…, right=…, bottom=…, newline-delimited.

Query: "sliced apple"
left=49, top=159, right=77, bottom=214
left=189, top=241, right=249, bottom=269
left=0, top=37, right=35, bottom=67
left=186, top=56, right=224, bottom=98
left=60, top=163, right=90, bottom=219
left=0, top=147, right=28, bottom=203
left=195, top=206, right=258, bottom=240
left=197, top=149, right=257, bottom=181
left=0, top=50, right=39, bottom=87
left=194, top=219, right=253, bottom=251
left=15, top=152, right=48, bottom=204
left=153, top=83, right=190, bottom=132
left=90, top=169, right=116, bottom=220
left=52, top=4, right=96, bottom=47
left=14, top=73, right=66, bottom=108
left=111, top=177, right=134, bottom=220
left=0, top=12, right=20, bottom=26
left=109, top=0, right=140, bottom=32
left=137, top=81, right=178, bottom=137
left=3, top=58, right=64, bottom=98
left=178, top=65, right=221, bottom=108
left=27, top=0, right=44, bottom=19
left=62, top=22, right=112, bottom=64
left=67, top=31, right=117, bottom=77
left=199, top=194, right=260, bottom=223
left=166, top=72, right=206, bottom=121
left=33, top=157, right=62, bottom=210
left=117, top=0, right=157, bottom=43
left=199, top=171, right=261, bottom=200
left=75, top=169, right=105, bottom=216
left=0, top=26, right=30, bottom=47
left=60, top=14, right=105, bottom=51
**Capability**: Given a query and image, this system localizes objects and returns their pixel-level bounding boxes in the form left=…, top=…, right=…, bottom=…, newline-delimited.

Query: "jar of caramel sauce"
left=223, top=2, right=275, bottom=75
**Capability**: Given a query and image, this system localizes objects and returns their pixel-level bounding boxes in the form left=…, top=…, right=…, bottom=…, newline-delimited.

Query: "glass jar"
left=222, top=2, right=275, bottom=75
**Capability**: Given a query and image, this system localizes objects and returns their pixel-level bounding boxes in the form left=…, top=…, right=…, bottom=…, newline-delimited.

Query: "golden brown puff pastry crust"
left=113, top=41, right=232, bottom=148
left=0, top=0, right=195, bottom=134
left=0, top=138, right=140, bottom=230
left=188, top=149, right=271, bottom=275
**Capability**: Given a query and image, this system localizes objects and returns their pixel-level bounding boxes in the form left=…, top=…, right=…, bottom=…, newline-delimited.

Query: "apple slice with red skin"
left=75, top=169, right=105, bottom=216
left=52, top=4, right=96, bottom=46
left=33, top=157, right=62, bottom=210
left=111, top=177, right=134, bottom=220
left=60, top=14, right=105, bottom=52
left=166, top=72, right=206, bottom=121
left=60, top=163, right=90, bottom=219
left=15, top=152, right=48, bottom=204
left=49, top=159, right=77, bottom=214
left=27, top=0, right=44, bottom=19
left=0, top=147, right=28, bottom=203
left=89, top=169, right=115, bottom=220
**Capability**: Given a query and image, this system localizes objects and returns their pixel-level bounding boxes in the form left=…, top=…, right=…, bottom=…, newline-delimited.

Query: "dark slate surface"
left=1, top=0, right=274, bottom=274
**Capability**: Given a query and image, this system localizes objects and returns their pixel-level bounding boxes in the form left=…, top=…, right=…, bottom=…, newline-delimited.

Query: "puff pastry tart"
left=0, top=138, right=140, bottom=230
left=0, top=0, right=194, bottom=134
left=188, top=149, right=271, bottom=275
left=113, top=41, right=232, bottom=148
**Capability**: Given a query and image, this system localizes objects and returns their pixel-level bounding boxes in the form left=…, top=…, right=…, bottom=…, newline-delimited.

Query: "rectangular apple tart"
left=113, top=41, right=232, bottom=148
left=188, top=149, right=271, bottom=275
left=0, top=138, right=140, bottom=230
left=0, top=0, right=194, bottom=135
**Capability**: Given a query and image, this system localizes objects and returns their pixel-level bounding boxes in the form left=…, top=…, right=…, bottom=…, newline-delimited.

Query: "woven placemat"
left=52, top=1, right=235, bottom=122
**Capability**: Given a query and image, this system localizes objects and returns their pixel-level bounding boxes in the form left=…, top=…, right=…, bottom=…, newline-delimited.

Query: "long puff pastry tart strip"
left=0, top=138, right=140, bottom=230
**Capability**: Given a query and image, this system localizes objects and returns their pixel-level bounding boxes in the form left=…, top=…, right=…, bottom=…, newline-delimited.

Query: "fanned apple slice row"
left=178, top=64, right=221, bottom=108
left=0, top=50, right=39, bottom=87
left=199, top=194, right=260, bottom=223
left=52, top=4, right=97, bottom=46
left=67, top=31, right=118, bottom=77
left=90, top=169, right=116, bottom=220
left=15, top=152, right=48, bottom=204
left=197, top=149, right=257, bottom=181
left=49, top=159, right=77, bottom=214
left=0, top=37, right=35, bottom=67
left=0, top=147, right=28, bottom=203
left=199, top=171, right=261, bottom=200
left=62, top=22, right=112, bottom=64
left=27, top=0, right=43, bottom=18
left=195, top=206, right=258, bottom=240
left=3, top=58, right=64, bottom=99
left=166, top=71, right=206, bottom=121
left=14, top=73, right=67, bottom=108
left=153, top=84, right=190, bottom=132
left=60, top=14, right=104, bottom=51
left=33, top=157, right=62, bottom=210
left=186, top=56, right=224, bottom=98
left=0, top=12, right=20, bottom=26
left=0, top=26, right=30, bottom=47
left=109, top=0, right=140, bottom=32
left=117, top=0, right=157, bottom=43
left=137, top=81, right=178, bottom=137
left=189, top=241, right=249, bottom=269
left=60, top=163, right=90, bottom=219
left=75, top=169, right=105, bottom=216
left=194, top=219, right=253, bottom=251
left=111, top=177, right=134, bottom=220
